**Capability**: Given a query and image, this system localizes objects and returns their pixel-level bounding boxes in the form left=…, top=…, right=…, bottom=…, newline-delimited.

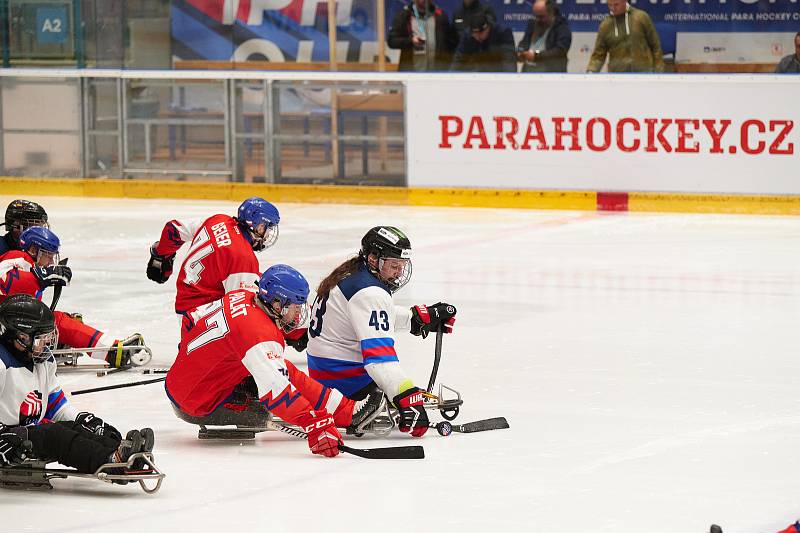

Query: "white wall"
left=406, top=75, right=800, bottom=195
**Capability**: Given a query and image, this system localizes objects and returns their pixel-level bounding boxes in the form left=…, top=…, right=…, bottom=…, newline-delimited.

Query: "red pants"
left=286, top=360, right=354, bottom=427
left=54, top=311, right=107, bottom=350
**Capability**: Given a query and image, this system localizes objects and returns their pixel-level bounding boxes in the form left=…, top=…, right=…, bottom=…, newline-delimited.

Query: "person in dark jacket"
left=774, top=32, right=800, bottom=73
left=450, top=12, right=517, bottom=73
left=388, top=0, right=456, bottom=72
left=451, top=0, right=497, bottom=36
left=517, top=0, right=572, bottom=73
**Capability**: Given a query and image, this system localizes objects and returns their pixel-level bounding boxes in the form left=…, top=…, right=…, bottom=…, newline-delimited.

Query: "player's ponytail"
left=316, top=256, right=360, bottom=299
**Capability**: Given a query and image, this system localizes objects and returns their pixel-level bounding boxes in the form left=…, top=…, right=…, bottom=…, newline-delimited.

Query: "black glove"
left=410, top=302, right=457, bottom=339
left=146, top=242, right=175, bottom=284
left=32, top=265, right=72, bottom=288
left=75, top=412, right=122, bottom=442
left=0, top=425, right=32, bottom=467
left=392, top=387, right=429, bottom=437
left=285, top=329, right=309, bottom=352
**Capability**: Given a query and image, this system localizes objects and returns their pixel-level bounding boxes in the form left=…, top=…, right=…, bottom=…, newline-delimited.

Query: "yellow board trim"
left=0, top=177, right=797, bottom=215
left=628, top=192, right=800, bottom=216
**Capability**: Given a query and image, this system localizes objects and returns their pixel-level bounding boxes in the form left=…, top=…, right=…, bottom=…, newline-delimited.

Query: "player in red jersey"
left=166, top=265, right=355, bottom=458
left=146, top=197, right=280, bottom=316
left=0, top=227, right=147, bottom=368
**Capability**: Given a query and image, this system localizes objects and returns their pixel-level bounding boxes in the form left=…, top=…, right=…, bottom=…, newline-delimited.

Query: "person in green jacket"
left=586, top=0, right=664, bottom=73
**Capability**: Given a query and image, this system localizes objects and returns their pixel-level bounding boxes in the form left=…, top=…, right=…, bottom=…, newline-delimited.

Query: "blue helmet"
left=258, top=264, right=309, bottom=332
left=237, top=197, right=280, bottom=252
left=19, top=226, right=60, bottom=255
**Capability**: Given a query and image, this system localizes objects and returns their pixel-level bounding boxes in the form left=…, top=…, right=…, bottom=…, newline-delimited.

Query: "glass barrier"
left=0, top=1, right=797, bottom=74
left=0, top=71, right=406, bottom=185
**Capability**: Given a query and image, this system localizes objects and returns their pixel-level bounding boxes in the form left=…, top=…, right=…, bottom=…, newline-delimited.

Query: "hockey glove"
left=284, top=328, right=309, bottom=352
left=0, top=425, right=32, bottom=467
left=146, top=242, right=175, bottom=284
left=75, top=412, right=122, bottom=443
left=32, top=265, right=72, bottom=289
left=393, top=387, right=429, bottom=437
left=297, top=410, right=342, bottom=458
left=410, top=302, right=457, bottom=339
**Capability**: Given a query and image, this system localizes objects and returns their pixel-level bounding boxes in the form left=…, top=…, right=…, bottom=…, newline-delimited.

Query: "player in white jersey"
left=306, top=226, right=456, bottom=437
left=0, top=295, right=154, bottom=476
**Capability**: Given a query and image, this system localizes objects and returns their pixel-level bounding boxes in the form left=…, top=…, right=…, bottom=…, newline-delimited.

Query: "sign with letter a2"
left=36, top=5, right=69, bottom=45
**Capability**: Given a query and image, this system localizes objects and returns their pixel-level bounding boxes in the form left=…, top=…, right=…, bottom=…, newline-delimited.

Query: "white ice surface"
left=1, top=195, right=799, bottom=533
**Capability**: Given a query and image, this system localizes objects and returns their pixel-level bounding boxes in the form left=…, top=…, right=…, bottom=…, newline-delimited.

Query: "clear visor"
left=33, top=247, right=59, bottom=267
left=17, top=328, right=59, bottom=364
left=277, top=302, right=309, bottom=333
left=252, top=223, right=279, bottom=251
left=377, top=257, right=412, bottom=293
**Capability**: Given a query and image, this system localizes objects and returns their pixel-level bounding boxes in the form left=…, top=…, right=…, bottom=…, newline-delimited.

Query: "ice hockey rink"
left=2, top=194, right=799, bottom=533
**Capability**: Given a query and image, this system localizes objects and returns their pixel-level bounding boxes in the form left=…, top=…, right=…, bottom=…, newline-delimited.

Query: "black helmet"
left=359, top=226, right=412, bottom=292
left=0, top=294, right=57, bottom=364
left=360, top=226, right=412, bottom=261
left=4, top=199, right=48, bottom=230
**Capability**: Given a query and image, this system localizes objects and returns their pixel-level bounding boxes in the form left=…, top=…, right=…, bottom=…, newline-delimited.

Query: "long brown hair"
left=316, top=256, right=361, bottom=299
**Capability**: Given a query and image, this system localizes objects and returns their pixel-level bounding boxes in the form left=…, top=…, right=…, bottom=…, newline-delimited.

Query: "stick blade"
left=339, top=444, right=425, bottom=460
left=456, top=417, right=509, bottom=433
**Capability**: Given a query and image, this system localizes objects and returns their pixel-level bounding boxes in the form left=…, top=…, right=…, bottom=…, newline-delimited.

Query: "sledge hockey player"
left=166, top=265, right=354, bottom=458
left=146, top=197, right=280, bottom=316
left=147, top=197, right=306, bottom=351
left=305, top=226, right=457, bottom=437
left=0, top=199, right=49, bottom=255
left=0, top=226, right=147, bottom=368
left=0, top=294, right=155, bottom=478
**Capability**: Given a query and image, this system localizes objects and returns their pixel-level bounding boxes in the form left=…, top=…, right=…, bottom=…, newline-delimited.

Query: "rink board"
left=0, top=177, right=798, bottom=216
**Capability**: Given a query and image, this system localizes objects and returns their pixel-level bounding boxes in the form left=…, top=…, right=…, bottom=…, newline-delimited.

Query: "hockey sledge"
left=0, top=452, right=165, bottom=494
left=346, top=383, right=465, bottom=437
left=53, top=343, right=154, bottom=371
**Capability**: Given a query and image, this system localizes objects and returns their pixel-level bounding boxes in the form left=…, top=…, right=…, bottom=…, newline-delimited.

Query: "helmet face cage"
left=360, top=227, right=413, bottom=293
left=257, top=265, right=309, bottom=333
left=252, top=222, right=279, bottom=252
left=238, top=198, right=280, bottom=252
left=262, top=296, right=309, bottom=333
left=0, top=295, right=57, bottom=365
left=16, top=328, right=59, bottom=364
left=377, top=257, right=412, bottom=293
left=275, top=301, right=309, bottom=333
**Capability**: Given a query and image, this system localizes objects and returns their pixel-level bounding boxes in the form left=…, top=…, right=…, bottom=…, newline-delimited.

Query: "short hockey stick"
left=426, top=327, right=444, bottom=393
left=265, top=421, right=425, bottom=459
left=49, top=258, right=68, bottom=311
left=71, top=377, right=166, bottom=396
left=96, top=367, right=170, bottom=377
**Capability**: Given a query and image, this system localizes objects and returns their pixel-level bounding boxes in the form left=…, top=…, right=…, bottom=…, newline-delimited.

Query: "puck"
left=436, top=421, right=453, bottom=436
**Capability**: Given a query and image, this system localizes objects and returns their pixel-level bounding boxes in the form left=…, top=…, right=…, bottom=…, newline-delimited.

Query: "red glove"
left=410, top=303, right=456, bottom=339
left=393, top=387, right=429, bottom=437
left=298, top=410, right=342, bottom=458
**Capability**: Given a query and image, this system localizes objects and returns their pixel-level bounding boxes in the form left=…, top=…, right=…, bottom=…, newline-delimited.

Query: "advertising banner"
left=171, top=1, right=799, bottom=65
left=406, top=76, right=800, bottom=194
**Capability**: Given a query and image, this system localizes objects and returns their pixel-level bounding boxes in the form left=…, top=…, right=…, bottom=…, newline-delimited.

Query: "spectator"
left=452, top=0, right=497, bottom=36
left=388, top=0, right=456, bottom=72
left=775, top=32, right=800, bottom=73
left=517, top=0, right=572, bottom=73
left=451, top=12, right=517, bottom=72
left=586, top=0, right=664, bottom=73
